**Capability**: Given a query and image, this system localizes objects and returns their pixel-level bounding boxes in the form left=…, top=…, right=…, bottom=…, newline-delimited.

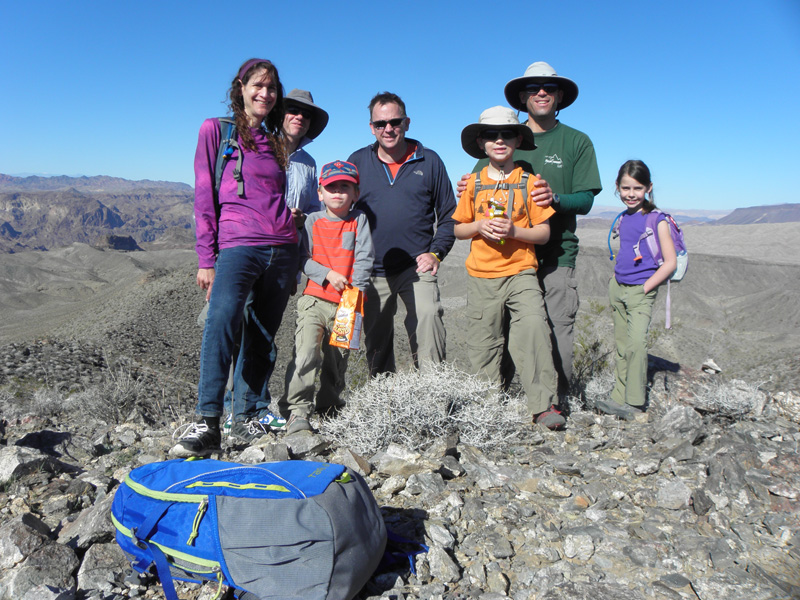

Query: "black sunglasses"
left=524, top=83, right=559, bottom=94
left=479, top=129, right=518, bottom=141
left=371, top=117, right=406, bottom=130
left=286, top=106, right=313, bottom=119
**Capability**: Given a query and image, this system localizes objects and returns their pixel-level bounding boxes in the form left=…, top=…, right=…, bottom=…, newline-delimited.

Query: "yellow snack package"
left=329, top=286, right=364, bottom=350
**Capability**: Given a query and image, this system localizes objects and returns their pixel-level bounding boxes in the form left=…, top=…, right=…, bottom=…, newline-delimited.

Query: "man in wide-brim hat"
left=471, top=61, right=602, bottom=410
left=282, top=89, right=330, bottom=223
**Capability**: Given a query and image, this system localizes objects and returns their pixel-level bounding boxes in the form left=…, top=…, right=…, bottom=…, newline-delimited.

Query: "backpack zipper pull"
left=186, top=498, right=208, bottom=546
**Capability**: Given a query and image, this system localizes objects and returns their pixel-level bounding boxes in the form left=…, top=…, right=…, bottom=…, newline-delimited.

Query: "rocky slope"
left=0, top=221, right=798, bottom=598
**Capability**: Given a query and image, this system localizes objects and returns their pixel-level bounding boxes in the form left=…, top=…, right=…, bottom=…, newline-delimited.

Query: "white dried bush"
left=690, top=378, right=767, bottom=418
left=582, top=371, right=615, bottom=410
left=319, top=363, right=529, bottom=455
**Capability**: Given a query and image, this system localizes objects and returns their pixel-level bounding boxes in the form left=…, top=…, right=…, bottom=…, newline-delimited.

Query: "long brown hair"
left=228, top=59, right=288, bottom=169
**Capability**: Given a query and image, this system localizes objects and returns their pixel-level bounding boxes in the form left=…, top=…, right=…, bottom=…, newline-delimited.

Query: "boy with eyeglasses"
left=453, top=106, right=563, bottom=430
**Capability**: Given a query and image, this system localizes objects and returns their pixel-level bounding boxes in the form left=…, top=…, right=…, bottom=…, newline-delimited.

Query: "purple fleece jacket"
left=194, top=118, right=297, bottom=269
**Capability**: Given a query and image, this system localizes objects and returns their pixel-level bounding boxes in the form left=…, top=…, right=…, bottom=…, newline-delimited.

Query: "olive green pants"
left=608, top=278, right=657, bottom=407
left=280, top=295, right=349, bottom=419
left=466, top=270, right=557, bottom=415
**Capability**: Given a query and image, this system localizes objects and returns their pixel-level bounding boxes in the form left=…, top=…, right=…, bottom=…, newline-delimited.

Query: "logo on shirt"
left=413, top=170, right=424, bottom=177
left=544, top=154, right=563, bottom=168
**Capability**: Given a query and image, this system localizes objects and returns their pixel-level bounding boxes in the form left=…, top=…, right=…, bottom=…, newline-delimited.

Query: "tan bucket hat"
left=461, top=106, right=536, bottom=159
left=503, top=62, right=579, bottom=111
left=283, top=89, right=329, bottom=140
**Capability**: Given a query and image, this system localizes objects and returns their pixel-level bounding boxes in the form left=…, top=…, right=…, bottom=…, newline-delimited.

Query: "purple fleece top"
left=194, top=118, right=297, bottom=269
left=614, top=210, right=666, bottom=285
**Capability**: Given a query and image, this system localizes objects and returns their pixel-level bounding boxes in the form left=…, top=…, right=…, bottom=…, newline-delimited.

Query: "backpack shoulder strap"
left=518, top=172, right=532, bottom=228
left=639, top=209, right=663, bottom=265
left=214, top=117, right=245, bottom=197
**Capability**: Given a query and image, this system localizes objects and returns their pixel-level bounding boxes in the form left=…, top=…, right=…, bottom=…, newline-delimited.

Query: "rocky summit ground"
left=0, top=232, right=799, bottom=599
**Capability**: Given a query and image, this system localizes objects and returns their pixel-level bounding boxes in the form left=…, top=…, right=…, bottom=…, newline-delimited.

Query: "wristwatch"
left=552, top=194, right=561, bottom=206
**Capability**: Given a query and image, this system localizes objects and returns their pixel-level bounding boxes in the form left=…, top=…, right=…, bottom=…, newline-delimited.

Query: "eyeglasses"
left=286, top=106, right=313, bottom=119
left=524, top=83, right=559, bottom=95
left=371, top=117, right=407, bottom=130
left=479, top=129, right=518, bottom=141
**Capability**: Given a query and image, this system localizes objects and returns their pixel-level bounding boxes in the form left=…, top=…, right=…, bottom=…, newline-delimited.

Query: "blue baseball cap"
left=320, top=160, right=359, bottom=186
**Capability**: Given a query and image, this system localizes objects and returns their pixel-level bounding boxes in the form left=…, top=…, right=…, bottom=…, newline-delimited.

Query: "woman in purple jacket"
left=172, top=58, right=298, bottom=457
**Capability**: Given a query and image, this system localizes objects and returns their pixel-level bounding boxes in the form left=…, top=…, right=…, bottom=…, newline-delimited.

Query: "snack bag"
left=329, top=286, right=364, bottom=350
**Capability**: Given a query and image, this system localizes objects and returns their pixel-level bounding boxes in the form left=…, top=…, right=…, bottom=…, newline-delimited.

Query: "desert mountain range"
left=2, top=173, right=799, bottom=254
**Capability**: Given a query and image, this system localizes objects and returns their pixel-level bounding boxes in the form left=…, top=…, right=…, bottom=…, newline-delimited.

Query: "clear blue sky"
left=2, top=0, right=798, bottom=211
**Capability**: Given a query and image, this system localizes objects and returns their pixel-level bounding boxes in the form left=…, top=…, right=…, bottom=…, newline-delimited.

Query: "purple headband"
left=237, top=58, right=271, bottom=81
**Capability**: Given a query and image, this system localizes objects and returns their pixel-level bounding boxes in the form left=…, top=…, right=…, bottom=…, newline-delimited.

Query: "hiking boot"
left=595, top=399, right=642, bottom=421
left=286, top=414, right=313, bottom=435
left=170, top=418, right=221, bottom=457
left=534, top=405, right=566, bottom=430
left=230, top=419, right=270, bottom=443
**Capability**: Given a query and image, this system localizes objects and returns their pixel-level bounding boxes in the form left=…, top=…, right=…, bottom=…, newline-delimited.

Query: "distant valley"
left=0, top=174, right=194, bottom=253
left=1, top=174, right=799, bottom=255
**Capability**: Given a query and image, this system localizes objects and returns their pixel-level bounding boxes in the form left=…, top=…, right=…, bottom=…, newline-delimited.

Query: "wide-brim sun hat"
left=284, top=89, right=329, bottom=140
left=461, top=106, right=536, bottom=159
left=503, top=61, right=579, bottom=112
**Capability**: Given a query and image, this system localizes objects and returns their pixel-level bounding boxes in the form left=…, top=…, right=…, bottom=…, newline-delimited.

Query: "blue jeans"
left=196, top=244, right=297, bottom=419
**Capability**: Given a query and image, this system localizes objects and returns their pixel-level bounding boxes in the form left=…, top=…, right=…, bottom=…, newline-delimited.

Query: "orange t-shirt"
left=452, top=166, right=555, bottom=278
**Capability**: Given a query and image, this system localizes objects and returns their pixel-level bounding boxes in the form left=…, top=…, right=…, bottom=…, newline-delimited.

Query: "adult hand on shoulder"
left=532, top=176, right=553, bottom=207
left=197, top=268, right=215, bottom=301
left=456, top=173, right=470, bottom=199
left=416, top=252, right=439, bottom=276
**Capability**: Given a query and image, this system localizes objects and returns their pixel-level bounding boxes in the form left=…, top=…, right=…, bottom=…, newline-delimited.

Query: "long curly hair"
left=228, top=59, right=288, bottom=169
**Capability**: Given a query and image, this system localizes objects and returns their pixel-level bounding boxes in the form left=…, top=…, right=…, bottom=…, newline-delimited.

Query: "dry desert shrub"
left=66, top=365, right=146, bottom=424
left=689, top=377, right=767, bottom=418
left=319, top=363, right=529, bottom=455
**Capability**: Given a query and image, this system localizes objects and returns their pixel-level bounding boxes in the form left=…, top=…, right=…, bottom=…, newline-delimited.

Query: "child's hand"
left=456, top=173, right=470, bottom=199
left=326, top=270, right=349, bottom=292
left=490, top=217, right=514, bottom=240
left=477, top=218, right=512, bottom=243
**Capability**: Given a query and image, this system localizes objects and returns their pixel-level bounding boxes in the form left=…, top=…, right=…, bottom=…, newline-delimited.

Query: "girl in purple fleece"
left=172, top=58, right=298, bottom=458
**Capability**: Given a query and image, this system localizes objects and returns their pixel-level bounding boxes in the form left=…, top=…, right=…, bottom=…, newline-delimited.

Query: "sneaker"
left=286, top=414, right=313, bottom=435
left=170, top=421, right=221, bottom=457
left=534, top=405, right=566, bottom=430
left=230, top=419, right=270, bottom=443
left=222, top=413, right=233, bottom=435
left=257, top=412, right=287, bottom=431
left=595, top=399, right=642, bottom=421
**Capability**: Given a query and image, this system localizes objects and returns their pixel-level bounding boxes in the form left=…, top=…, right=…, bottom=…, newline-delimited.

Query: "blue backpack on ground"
left=608, top=209, right=689, bottom=329
left=112, top=458, right=387, bottom=600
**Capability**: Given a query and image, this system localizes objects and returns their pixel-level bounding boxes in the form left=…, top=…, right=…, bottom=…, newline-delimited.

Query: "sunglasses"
left=479, top=129, right=518, bottom=141
left=371, top=117, right=407, bottom=130
left=524, top=83, right=559, bottom=95
left=286, top=106, right=313, bottom=119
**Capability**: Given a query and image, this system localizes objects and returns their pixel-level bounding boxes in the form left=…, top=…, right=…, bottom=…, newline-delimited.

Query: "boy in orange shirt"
left=453, top=107, right=563, bottom=429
